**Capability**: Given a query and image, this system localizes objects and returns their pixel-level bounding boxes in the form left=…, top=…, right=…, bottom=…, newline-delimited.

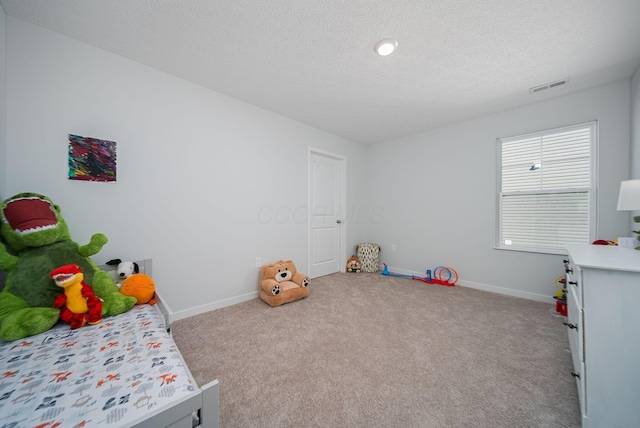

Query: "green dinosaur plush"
left=0, top=192, right=136, bottom=341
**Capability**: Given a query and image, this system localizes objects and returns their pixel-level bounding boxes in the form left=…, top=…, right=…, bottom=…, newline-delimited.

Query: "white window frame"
left=496, top=121, right=597, bottom=254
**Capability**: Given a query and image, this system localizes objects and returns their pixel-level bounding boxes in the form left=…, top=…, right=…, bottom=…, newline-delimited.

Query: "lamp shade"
left=617, top=179, right=640, bottom=211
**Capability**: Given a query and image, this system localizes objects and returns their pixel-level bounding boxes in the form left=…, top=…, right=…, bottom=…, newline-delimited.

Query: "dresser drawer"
left=566, top=286, right=585, bottom=419
left=566, top=286, right=583, bottom=363
left=564, top=258, right=582, bottom=307
left=573, top=360, right=586, bottom=420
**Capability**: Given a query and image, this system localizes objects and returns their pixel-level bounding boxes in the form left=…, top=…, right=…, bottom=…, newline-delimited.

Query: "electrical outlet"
left=391, top=244, right=397, bottom=252
left=255, top=257, right=262, bottom=268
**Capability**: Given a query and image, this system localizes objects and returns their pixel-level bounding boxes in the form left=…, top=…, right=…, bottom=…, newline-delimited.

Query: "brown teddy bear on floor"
left=259, top=260, right=309, bottom=307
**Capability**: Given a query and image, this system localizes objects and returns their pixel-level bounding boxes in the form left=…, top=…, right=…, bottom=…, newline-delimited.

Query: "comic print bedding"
left=0, top=304, right=197, bottom=427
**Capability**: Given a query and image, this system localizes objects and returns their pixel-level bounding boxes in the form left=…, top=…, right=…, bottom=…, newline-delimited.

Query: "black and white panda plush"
left=105, top=259, right=139, bottom=287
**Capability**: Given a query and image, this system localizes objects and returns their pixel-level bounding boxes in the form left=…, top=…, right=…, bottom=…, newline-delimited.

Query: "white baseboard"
left=457, top=280, right=555, bottom=304
left=384, top=265, right=555, bottom=304
left=169, top=290, right=259, bottom=323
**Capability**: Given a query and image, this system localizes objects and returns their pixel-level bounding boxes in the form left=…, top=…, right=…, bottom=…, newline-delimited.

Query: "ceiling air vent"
left=529, top=79, right=569, bottom=94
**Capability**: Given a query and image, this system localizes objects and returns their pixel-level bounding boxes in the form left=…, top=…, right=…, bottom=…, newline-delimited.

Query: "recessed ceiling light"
left=374, top=38, right=398, bottom=56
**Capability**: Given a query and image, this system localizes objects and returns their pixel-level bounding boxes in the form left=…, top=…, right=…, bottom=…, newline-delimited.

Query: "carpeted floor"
left=172, top=272, right=581, bottom=428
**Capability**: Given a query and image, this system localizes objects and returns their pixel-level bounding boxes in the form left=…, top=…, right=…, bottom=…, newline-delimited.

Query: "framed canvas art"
left=68, top=134, right=117, bottom=182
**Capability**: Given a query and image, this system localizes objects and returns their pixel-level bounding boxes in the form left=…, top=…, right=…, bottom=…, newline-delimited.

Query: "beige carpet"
left=172, top=272, right=581, bottom=428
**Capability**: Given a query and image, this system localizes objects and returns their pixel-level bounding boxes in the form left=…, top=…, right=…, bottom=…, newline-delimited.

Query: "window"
left=496, top=122, right=596, bottom=254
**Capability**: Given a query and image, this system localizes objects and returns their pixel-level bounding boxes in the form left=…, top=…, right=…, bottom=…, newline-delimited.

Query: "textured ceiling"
left=2, top=0, right=640, bottom=144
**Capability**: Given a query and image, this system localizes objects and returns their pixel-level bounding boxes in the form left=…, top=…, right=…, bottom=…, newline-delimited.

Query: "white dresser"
left=564, top=244, right=640, bottom=428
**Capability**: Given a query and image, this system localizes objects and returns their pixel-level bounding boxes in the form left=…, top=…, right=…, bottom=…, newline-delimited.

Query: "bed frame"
left=97, top=259, right=220, bottom=428
left=0, top=259, right=219, bottom=428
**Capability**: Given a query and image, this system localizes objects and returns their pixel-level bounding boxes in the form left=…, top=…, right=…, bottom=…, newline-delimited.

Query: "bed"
left=0, top=259, right=219, bottom=428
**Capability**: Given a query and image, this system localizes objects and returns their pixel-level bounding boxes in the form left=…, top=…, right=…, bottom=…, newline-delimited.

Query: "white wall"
left=0, top=6, right=6, bottom=199
left=632, top=66, right=640, bottom=180
left=4, top=17, right=368, bottom=318
left=367, top=80, right=632, bottom=301
left=631, top=65, right=640, bottom=234
left=4, top=15, right=637, bottom=314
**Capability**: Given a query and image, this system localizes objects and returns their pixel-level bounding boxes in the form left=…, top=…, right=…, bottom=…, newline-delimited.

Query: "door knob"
left=336, top=220, right=342, bottom=224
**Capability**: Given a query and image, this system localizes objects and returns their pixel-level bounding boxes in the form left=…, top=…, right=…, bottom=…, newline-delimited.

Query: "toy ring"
left=434, top=266, right=458, bottom=285
left=446, top=267, right=458, bottom=284
left=434, top=266, right=452, bottom=282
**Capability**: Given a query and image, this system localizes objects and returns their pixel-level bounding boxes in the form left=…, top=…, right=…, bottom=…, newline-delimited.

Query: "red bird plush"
left=50, top=264, right=103, bottom=329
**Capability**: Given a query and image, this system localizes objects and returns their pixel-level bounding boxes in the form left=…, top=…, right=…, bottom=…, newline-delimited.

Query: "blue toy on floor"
left=381, top=263, right=457, bottom=286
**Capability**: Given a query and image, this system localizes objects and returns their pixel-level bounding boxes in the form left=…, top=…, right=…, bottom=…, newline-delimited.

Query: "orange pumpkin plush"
left=120, top=273, right=156, bottom=305
left=259, top=260, right=309, bottom=307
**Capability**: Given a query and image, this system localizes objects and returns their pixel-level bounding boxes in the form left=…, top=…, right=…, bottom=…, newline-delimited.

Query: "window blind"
left=498, top=123, right=595, bottom=252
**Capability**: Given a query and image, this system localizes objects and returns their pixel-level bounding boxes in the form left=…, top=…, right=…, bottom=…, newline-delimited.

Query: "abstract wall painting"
left=68, top=134, right=117, bottom=182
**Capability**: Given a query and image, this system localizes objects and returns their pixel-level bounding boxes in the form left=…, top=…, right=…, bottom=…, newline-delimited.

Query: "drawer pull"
left=563, top=259, right=570, bottom=264
left=565, top=267, right=573, bottom=274
left=571, top=371, right=580, bottom=379
left=563, top=321, right=578, bottom=331
left=568, top=281, right=578, bottom=287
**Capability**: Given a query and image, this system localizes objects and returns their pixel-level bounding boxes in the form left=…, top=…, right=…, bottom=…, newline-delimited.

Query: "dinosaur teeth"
left=15, top=223, right=58, bottom=234
left=53, top=273, right=75, bottom=285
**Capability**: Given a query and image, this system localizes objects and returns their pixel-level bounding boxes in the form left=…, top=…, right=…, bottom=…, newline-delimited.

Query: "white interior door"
left=308, top=149, right=345, bottom=278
